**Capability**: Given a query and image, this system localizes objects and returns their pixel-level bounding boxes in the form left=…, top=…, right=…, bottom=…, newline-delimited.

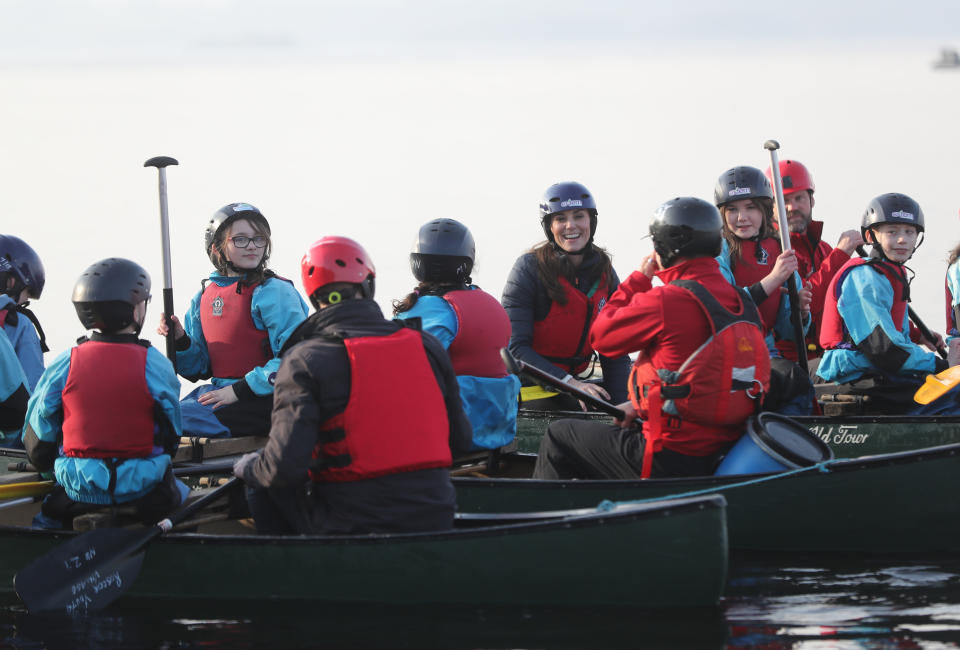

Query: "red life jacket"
left=729, top=237, right=782, bottom=331
left=199, top=280, right=271, bottom=379
left=820, top=258, right=910, bottom=349
left=532, top=275, right=608, bottom=375
left=443, top=288, right=510, bottom=378
left=0, top=308, right=6, bottom=327
left=310, top=328, right=452, bottom=483
left=627, top=280, right=770, bottom=478
left=62, top=340, right=156, bottom=459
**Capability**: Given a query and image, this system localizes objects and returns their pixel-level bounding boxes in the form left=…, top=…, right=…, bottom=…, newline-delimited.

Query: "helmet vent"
left=335, top=259, right=346, bottom=267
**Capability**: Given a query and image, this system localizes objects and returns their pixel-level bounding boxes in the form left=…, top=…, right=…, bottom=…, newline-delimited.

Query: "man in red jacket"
left=532, top=197, right=770, bottom=480
left=766, top=160, right=863, bottom=365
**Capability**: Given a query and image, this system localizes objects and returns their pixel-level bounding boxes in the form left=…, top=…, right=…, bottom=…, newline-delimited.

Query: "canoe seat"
left=72, top=507, right=140, bottom=532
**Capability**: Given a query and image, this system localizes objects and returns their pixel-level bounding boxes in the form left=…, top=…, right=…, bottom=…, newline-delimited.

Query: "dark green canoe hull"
left=0, top=495, right=728, bottom=609
left=454, top=444, right=960, bottom=554
left=517, top=409, right=960, bottom=458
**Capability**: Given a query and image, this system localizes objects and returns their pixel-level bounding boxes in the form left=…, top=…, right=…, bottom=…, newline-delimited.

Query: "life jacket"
left=627, top=280, right=769, bottom=478
left=199, top=280, right=271, bottom=378
left=729, top=237, right=782, bottom=331
left=532, top=275, right=608, bottom=375
left=310, top=328, right=452, bottom=482
left=443, top=289, right=510, bottom=378
left=61, top=339, right=156, bottom=459
left=821, top=258, right=910, bottom=349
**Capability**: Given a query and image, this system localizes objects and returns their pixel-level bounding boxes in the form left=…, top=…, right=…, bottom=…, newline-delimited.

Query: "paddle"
left=14, top=476, right=241, bottom=614
left=854, top=245, right=948, bottom=360
left=500, top=348, right=626, bottom=419
left=764, top=140, right=809, bottom=370
left=143, top=156, right=179, bottom=370
left=914, top=366, right=960, bottom=404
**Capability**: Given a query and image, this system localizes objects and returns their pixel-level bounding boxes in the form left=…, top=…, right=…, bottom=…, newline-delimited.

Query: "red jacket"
left=590, top=257, right=766, bottom=457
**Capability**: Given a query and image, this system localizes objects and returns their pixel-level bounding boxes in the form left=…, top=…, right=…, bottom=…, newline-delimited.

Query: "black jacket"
left=240, top=298, right=472, bottom=534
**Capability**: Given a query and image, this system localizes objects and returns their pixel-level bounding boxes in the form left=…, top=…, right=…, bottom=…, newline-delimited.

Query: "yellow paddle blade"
left=914, top=365, right=960, bottom=404
left=520, top=385, right=559, bottom=402
left=0, top=480, right=54, bottom=500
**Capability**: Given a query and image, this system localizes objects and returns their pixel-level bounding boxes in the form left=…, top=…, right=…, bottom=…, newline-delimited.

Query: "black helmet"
left=861, top=193, right=925, bottom=237
left=72, top=258, right=151, bottom=332
left=410, top=218, right=476, bottom=283
left=0, top=235, right=45, bottom=300
left=714, top=166, right=774, bottom=208
left=204, top=203, right=272, bottom=264
left=650, top=197, right=723, bottom=268
left=539, top=181, right=598, bottom=243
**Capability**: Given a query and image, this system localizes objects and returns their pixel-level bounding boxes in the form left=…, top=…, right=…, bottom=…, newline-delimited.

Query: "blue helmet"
left=0, top=235, right=44, bottom=300
left=539, top=181, right=598, bottom=244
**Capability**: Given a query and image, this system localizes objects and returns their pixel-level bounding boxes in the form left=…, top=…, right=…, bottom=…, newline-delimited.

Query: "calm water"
left=2, top=554, right=960, bottom=648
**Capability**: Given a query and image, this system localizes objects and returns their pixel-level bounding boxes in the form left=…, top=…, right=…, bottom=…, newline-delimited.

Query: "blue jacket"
left=817, top=262, right=938, bottom=384
left=716, top=238, right=810, bottom=356
left=0, top=294, right=44, bottom=391
left=396, top=292, right=521, bottom=450
left=23, top=339, right=183, bottom=504
left=176, top=272, right=309, bottom=397
left=946, top=260, right=960, bottom=342
left=0, top=331, right=29, bottom=437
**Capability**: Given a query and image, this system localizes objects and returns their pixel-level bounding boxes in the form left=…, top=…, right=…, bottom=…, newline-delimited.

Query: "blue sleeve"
left=246, top=278, right=310, bottom=395
left=24, top=349, right=70, bottom=446
left=145, top=347, right=183, bottom=439
left=176, top=286, right=211, bottom=379
left=0, top=332, right=28, bottom=403
left=395, top=296, right=457, bottom=349
left=715, top=239, right=736, bottom=285
left=947, top=261, right=960, bottom=340
left=838, top=266, right=937, bottom=376
left=4, top=319, right=44, bottom=392
left=772, top=271, right=811, bottom=342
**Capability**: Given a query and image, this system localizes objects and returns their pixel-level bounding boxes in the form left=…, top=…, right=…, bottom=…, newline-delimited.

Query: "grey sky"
left=2, top=0, right=959, bottom=63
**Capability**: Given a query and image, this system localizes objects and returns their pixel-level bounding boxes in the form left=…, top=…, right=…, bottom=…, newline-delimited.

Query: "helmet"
left=649, top=197, right=723, bottom=268
left=766, top=160, right=815, bottom=196
left=861, top=193, right=925, bottom=239
left=204, top=203, right=271, bottom=263
left=301, top=236, right=376, bottom=301
left=539, top=181, right=598, bottom=243
left=72, top=258, right=151, bottom=332
left=714, top=166, right=774, bottom=207
left=410, top=218, right=475, bottom=283
left=0, top=235, right=45, bottom=300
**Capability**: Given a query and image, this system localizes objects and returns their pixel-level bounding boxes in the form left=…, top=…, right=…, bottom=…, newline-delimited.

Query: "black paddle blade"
left=15, top=527, right=154, bottom=614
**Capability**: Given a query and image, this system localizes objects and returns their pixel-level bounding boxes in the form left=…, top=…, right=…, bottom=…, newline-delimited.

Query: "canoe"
left=516, top=409, right=960, bottom=458
left=454, top=443, right=960, bottom=554
left=0, top=493, right=728, bottom=609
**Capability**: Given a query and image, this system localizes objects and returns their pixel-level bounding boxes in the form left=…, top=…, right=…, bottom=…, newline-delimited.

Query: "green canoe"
left=517, top=409, right=960, bottom=458
left=454, top=443, right=960, bottom=554
left=0, top=494, right=728, bottom=609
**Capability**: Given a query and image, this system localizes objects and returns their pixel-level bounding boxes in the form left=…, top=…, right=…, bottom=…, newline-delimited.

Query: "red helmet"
left=765, top=160, right=815, bottom=196
left=301, top=236, right=376, bottom=299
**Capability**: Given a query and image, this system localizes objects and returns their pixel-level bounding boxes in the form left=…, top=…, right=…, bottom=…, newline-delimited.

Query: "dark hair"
left=720, top=197, right=776, bottom=270
left=392, top=281, right=469, bottom=315
left=531, top=241, right=614, bottom=305
left=210, top=218, right=272, bottom=285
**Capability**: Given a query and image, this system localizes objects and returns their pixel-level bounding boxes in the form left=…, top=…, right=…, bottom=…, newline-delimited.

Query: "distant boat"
left=933, top=48, right=960, bottom=69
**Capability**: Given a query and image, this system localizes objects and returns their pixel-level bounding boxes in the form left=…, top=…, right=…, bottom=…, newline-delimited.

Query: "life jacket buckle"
left=746, top=379, right=764, bottom=400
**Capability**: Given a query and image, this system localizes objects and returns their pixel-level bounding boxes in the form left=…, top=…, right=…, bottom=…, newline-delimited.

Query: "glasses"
left=229, top=235, right=268, bottom=249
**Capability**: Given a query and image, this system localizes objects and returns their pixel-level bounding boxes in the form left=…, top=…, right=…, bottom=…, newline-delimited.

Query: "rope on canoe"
left=594, top=460, right=835, bottom=512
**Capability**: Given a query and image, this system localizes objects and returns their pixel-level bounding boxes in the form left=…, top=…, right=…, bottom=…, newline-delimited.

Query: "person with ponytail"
left=501, top=182, right=630, bottom=410
left=394, top=218, right=520, bottom=451
left=158, top=203, right=308, bottom=437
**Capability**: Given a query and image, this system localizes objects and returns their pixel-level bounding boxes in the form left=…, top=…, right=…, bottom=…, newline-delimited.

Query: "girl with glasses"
left=157, top=203, right=309, bottom=438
